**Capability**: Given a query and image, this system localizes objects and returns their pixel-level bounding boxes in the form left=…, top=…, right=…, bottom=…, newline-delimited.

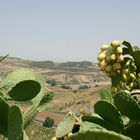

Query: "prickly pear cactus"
left=68, top=129, right=132, bottom=140
left=52, top=40, right=140, bottom=140
left=8, top=105, right=23, bottom=140
left=97, top=40, right=140, bottom=93
left=0, top=67, right=53, bottom=140
left=114, top=91, right=140, bottom=121
left=56, top=115, right=75, bottom=138
left=99, top=88, right=113, bottom=104
left=94, top=100, right=124, bottom=132
left=0, top=97, right=9, bottom=136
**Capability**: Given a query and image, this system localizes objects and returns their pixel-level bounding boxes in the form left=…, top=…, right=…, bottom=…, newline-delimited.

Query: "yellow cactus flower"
left=113, top=63, right=121, bottom=71
left=101, top=44, right=109, bottom=51
left=105, top=55, right=111, bottom=63
left=110, top=54, right=116, bottom=61
left=105, top=65, right=112, bottom=73
left=111, top=40, right=121, bottom=48
left=116, top=47, right=123, bottom=54
left=124, top=69, right=129, bottom=75
left=51, top=137, right=57, bottom=140
left=117, top=54, right=124, bottom=62
left=80, top=108, right=86, bottom=115
left=123, top=74, right=127, bottom=81
left=97, top=52, right=105, bottom=61
left=111, top=87, right=118, bottom=93
left=130, top=73, right=136, bottom=80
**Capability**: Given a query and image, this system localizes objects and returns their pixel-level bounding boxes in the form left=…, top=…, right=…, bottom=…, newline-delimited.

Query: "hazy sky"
left=0, top=0, right=140, bottom=62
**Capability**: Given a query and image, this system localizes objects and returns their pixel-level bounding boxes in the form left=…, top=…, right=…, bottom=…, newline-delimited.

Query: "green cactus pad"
left=68, top=129, right=132, bottom=140
left=122, top=41, right=133, bottom=55
left=0, top=68, right=42, bottom=101
left=100, top=88, right=113, bottom=104
left=82, top=115, right=114, bottom=130
left=56, top=115, right=75, bottom=138
left=31, top=73, right=46, bottom=106
left=123, top=123, right=140, bottom=140
left=80, top=121, right=105, bottom=132
left=38, top=91, right=54, bottom=112
left=137, top=74, right=140, bottom=89
left=8, top=105, right=23, bottom=140
left=23, top=105, right=37, bottom=129
left=94, top=101, right=124, bottom=132
left=133, top=50, right=140, bottom=66
left=114, top=92, right=140, bottom=121
left=0, top=97, right=9, bottom=136
left=8, top=80, right=41, bottom=101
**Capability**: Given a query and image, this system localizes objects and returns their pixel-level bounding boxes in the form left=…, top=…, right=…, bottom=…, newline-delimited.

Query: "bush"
left=78, top=85, right=90, bottom=90
left=61, top=84, right=72, bottom=89
left=43, top=117, right=54, bottom=128
left=46, top=79, right=57, bottom=86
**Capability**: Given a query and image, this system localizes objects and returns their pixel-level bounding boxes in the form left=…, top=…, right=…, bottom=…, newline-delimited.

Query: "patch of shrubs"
left=43, top=117, right=54, bottom=128
left=46, top=79, right=57, bottom=86
left=78, top=85, right=91, bottom=90
left=61, top=84, right=72, bottom=89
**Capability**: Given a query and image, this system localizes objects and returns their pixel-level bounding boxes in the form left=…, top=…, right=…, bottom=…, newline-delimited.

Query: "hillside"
left=0, top=57, right=109, bottom=83
left=0, top=56, right=110, bottom=127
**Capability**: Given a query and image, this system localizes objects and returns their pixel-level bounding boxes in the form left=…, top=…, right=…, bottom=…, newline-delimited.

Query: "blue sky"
left=0, top=0, right=140, bottom=62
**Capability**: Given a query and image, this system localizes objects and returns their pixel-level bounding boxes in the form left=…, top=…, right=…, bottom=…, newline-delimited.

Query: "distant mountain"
left=0, top=56, right=100, bottom=76
left=30, top=60, right=97, bottom=72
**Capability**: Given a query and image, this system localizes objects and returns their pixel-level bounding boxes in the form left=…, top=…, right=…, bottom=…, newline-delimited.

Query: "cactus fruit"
left=101, top=44, right=109, bottom=51
left=111, top=87, right=118, bottom=93
left=97, top=52, right=106, bottom=61
left=97, top=40, right=125, bottom=92
left=116, top=47, right=123, bottom=54
left=51, top=137, right=57, bottom=140
left=110, top=54, right=116, bottom=61
left=117, top=54, right=124, bottom=62
left=97, top=40, right=140, bottom=92
left=80, top=108, right=86, bottom=115
left=111, top=40, right=121, bottom=48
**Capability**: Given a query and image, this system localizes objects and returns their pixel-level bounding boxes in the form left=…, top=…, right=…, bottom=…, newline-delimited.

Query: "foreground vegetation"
left=0, top=65, right=53, bottom=139
left=0, top=40, right=140, bottom=140
left=52, top=40, right=140, bottom=140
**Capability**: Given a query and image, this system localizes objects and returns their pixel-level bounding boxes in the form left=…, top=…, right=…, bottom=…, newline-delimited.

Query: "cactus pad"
left=0, top=97, right=9, bottom=136
left=68, top=129, right=132, bottom=140
left=8, top=105, right=23, bottom=140
left=114, top=91, right=140, bottom=121
left=56, top=116, right=75, bottom=138
left=100, top=88, right=113, bottom=104
left=82, top=115, right=114, bottom=130
left=94, top=100, right=124, bottom=132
